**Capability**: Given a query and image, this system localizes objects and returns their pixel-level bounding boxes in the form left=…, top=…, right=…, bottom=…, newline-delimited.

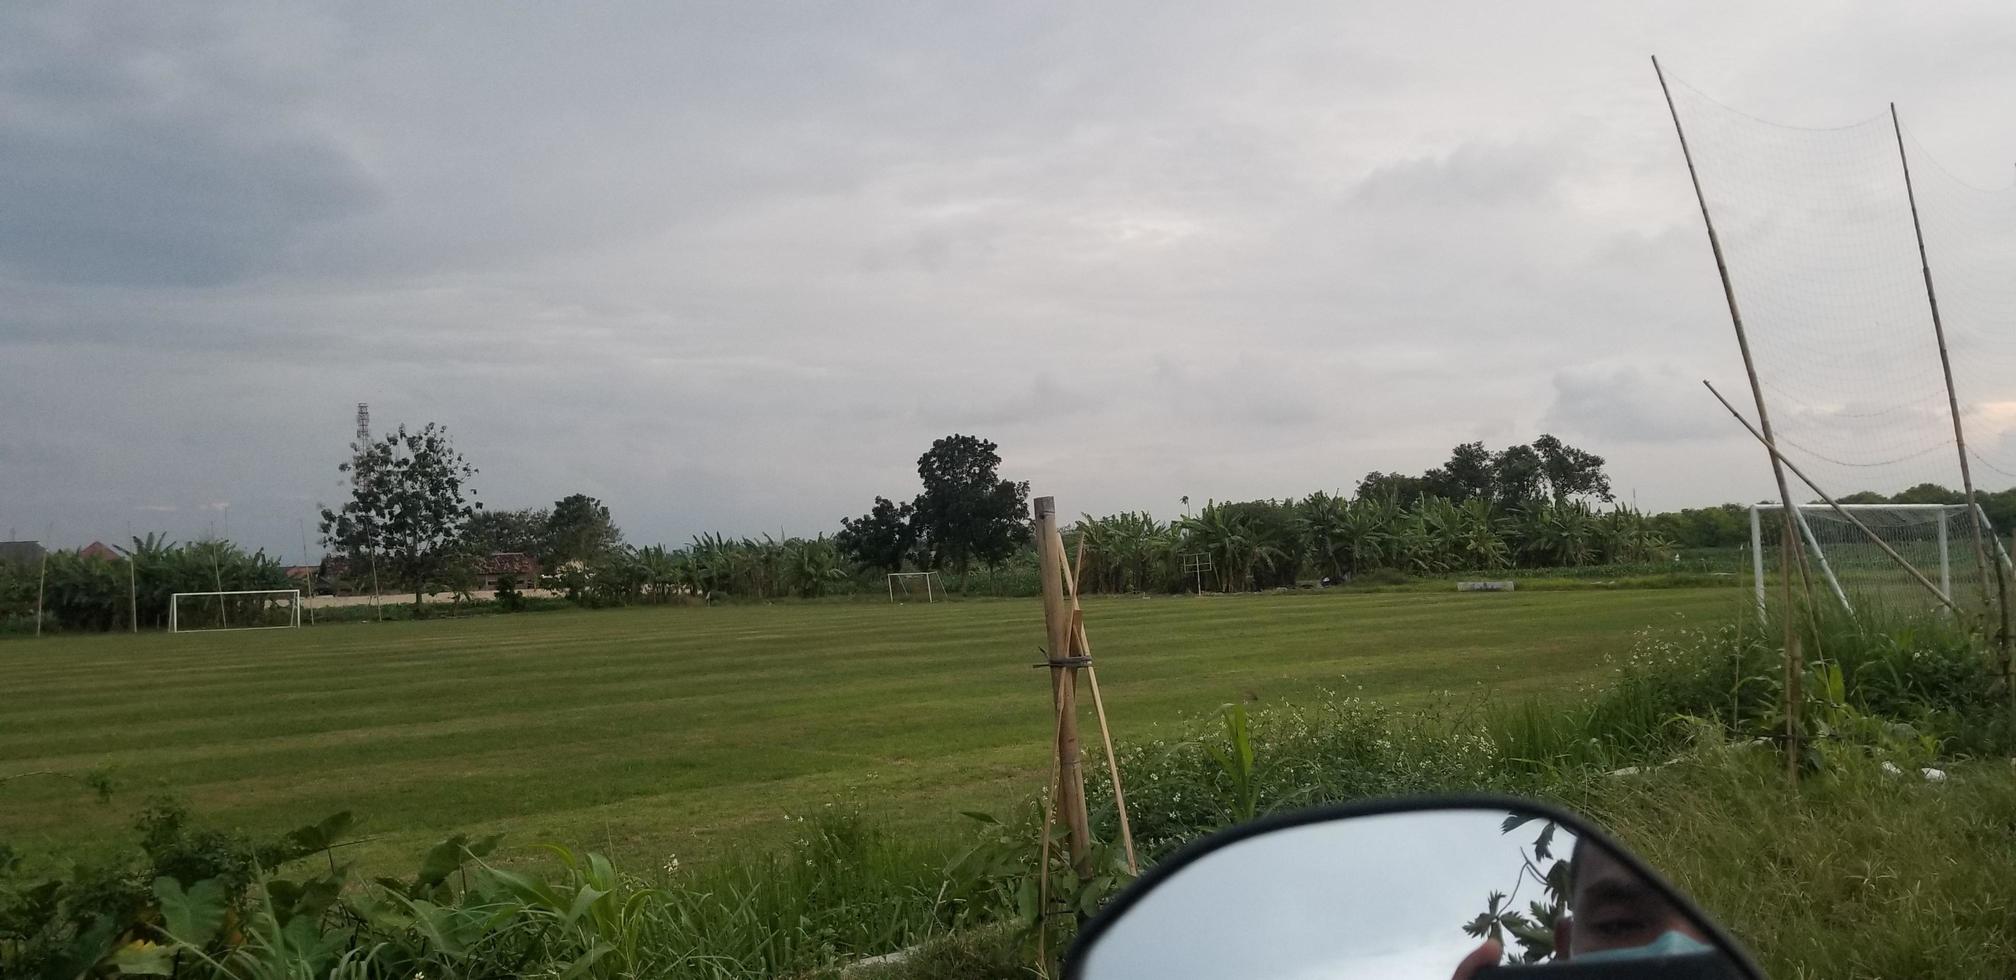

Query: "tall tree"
left=543, top=493, right=622, bottom=566
left=837, top=496, right=918, bottom=573
left=1355, top=471, right=1428, bottom=508
left=1444, top=441, right=1499, bottom=503
left=1532, top=434, right=1614, bottom=505
left=1422, top=443, right=1496, bottom=503
left=1490, top=444, right=1546, bottom=508
left=464, top=507, right=549, bottom=557
left=911, top=434, right=1030, bottom=593
left=319, top=422, right=480, bottom=611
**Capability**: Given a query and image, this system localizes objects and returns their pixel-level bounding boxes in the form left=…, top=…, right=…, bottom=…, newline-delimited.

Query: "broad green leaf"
left=111, top=941, right=175, bottom=976
left=586, top=852, right=616, bottom=890
left=487, top=866, right=564, bottom=909
left=417, top=834, right=470, bottom=887
left=559, top=942, right=616, bottom=980
left=564, top=884, right=610, bottom=926
left=1014, top=875, right=1039, bottom=924
left=153, top=877, right=227, bottom=947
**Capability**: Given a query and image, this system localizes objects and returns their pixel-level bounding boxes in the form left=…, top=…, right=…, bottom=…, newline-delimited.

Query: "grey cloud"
left=0, top=121, right=378, bottom=287
left=1543, top=363, right=1723, bottom=443
left=0, top=5, right=377, bottom=288
left=5, top=2, right=2016, bottom=555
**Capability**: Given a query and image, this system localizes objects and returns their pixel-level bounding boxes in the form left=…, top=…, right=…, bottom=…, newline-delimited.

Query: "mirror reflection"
left=1078, top=808, right=1739, bottom=979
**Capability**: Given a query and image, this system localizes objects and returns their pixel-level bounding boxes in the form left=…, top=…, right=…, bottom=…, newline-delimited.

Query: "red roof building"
left=477, top=552, right=538, bottom=590
left=78, top=541, right=121, bottom=562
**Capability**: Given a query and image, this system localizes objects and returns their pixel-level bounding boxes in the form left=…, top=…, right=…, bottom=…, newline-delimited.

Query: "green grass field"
left=0, top=587, right=1745, bottom=873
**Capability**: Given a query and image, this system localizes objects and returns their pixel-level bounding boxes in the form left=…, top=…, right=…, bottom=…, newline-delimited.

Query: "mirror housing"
left=1066, top=794, right=1762, bottom=980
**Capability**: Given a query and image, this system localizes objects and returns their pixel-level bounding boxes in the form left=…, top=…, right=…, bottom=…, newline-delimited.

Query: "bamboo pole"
left=1892, top=104, right=2011, bottom=695
left=299, top=518, right=317, bottom=626
left=128, top=556, right=138, bottom=633
left=1779, top=518, right=1801, bottom=774
left=1064, top=538, right=1140, bottom=875
left=34, top=549, right=47, bottom=638
left=1655, top=56, right=1808, bottom=776
left=1032, top=497, right=1091, bottom=879
left=211, top=549, right=229, bottom=629
left=1707, top=382, right=1962, bottom=615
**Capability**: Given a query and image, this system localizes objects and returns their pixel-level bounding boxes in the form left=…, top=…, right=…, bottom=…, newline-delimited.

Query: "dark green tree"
left=464, top=506, right=549, bottom=557
left=1355, top=471, right=1428, bottom=508
left=319, top=422, right=480, bottom=612
left=1532, top=434, right=1614, bottom=504
left=1490, top=445, right=1546, bottom=508
left=1892, top=483, right=1963, bottom=505
left=1423, top=442, right=1499, bottom=503
left=837, top=496, right=918, bottom=573
left=543, top=494, right=623, bottom=567
left=911, top=434, right=1030, bottom=593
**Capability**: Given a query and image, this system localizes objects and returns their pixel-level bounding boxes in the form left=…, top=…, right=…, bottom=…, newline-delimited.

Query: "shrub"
left=493, top=573, right=525, bottom=612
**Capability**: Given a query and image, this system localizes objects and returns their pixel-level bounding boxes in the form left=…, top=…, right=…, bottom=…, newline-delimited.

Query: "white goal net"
left=1750, top=504, right=2012, bottom=616
left=886, top=571, right=942, bottom=603
left=170, top=590, right=303, bottom=633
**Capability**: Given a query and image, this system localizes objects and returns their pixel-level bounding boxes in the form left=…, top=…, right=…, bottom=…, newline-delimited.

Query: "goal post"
left=886, top=571, right=942, bottom=603
left=169, top=589, right=303, bottom=633
left=1748, top=503, right=2012, bottom=617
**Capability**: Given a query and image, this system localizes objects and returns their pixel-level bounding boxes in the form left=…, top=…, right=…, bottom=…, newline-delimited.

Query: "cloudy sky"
left=4, top=2, right=2014, bottom=559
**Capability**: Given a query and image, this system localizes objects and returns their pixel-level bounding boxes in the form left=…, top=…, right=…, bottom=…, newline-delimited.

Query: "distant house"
left=477, top=552, right=538, bottom=590
left=0, top=541, right=46, bottom=567
left=78, top=541, right=121, bottom=562
left=283, top=565, right=318, bottom=585
left=309, top=552, right=538, bottom=594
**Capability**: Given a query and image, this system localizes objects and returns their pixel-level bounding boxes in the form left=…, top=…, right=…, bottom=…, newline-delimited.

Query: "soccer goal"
left=886, top=571, right=942, bottom=603
left=169, top=590, right=303, bottom=633
left=1749, top=503, right=2014, bottom=616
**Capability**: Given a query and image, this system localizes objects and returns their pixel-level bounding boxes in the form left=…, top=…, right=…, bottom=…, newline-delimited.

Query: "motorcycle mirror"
left=1066, top=795, right=1762, bottom=980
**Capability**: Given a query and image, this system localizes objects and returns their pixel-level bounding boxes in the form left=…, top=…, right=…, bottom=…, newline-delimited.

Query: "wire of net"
left=1897, top=124, right=2016, bottom=481
left=1666, top=76, right=2011, bottom=511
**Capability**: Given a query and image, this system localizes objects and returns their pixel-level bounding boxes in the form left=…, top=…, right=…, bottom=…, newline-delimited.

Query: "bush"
left=493, top=574, right=525, bottom=612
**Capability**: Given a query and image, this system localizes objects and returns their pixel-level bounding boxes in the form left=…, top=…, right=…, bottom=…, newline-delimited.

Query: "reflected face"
left=1565, top=839, right=1709, bottom=957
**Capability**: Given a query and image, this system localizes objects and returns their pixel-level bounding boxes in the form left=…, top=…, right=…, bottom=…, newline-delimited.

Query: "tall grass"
left=1075, top=605, right=2016, bottom=979
left=1587, top=752, right=2016, bottom=980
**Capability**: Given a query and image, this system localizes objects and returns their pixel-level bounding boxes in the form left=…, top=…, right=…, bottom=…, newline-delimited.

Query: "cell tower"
left=355, top=402, right=370, bottom=443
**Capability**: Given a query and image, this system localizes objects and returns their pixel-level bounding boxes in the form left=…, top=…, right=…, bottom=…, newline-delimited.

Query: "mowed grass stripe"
left=0, top=588, right=1741, bottom=872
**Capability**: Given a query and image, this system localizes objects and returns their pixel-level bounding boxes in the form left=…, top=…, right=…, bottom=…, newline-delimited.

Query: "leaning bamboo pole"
left=1891, top=104, right=2012, bottom=698
left=1655, top=55, right=1809, bottom=777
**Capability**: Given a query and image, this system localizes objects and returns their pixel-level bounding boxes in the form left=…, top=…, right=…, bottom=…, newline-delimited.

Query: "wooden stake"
left=1032, top=497, right=1091, bottom=879
left=1893, top=104, right=2012, bottom=695
left=1656, top=56, right=1807, bottom=776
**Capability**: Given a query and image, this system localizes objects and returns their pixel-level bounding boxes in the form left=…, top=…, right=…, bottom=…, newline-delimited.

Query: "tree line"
left=0, top=535, right=293, bottom=633
left=23, top=419, right=2006, bottom=631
